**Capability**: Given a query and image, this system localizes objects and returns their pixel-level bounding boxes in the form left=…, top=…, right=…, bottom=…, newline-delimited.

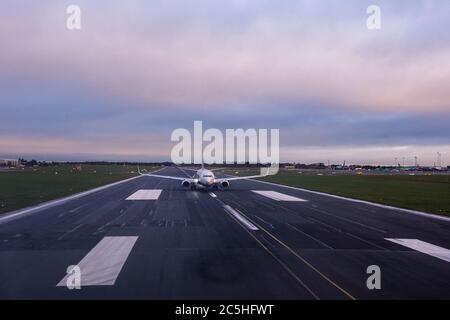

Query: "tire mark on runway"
left=58, top=204, right=88, bottom=218
left=57, top=223, right=84, bottom=241
left=219, top=202, right=319, bottom=299
left=246, top=214, right=356, bottom=300
left=294, top=202, right=387, bottom=234
left=136, top=177, right=164, bottom=227
left=305, top=217, right=390, bottom=251
left=253, top=215, right=275, bottom=229
left=285, top=222, right=334, bottom=249
left=258, top=194, right=390, bottom=246
left=214, top=196, right=354, bottom=300
left=224, top=190, right=389, bottom=250
left=343, top=232, right=389, bottom=251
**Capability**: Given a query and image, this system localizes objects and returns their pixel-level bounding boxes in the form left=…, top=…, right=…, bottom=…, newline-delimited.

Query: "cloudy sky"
left=1, top=0, right=449, bottom=165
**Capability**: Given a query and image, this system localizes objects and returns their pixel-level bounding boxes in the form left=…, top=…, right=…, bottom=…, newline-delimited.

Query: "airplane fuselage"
left=194, top=169, right=216, bottom=187
left=139, top=165, right=268, bottom=191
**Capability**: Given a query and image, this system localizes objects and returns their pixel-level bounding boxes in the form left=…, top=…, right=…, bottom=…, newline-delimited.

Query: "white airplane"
left=138, top=164, right=270, bottom=190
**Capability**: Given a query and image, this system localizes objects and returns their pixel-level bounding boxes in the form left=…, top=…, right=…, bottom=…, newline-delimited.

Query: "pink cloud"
left=1, top=4, right=449, bottom=114
left=0, top=134, right=171, bottom=160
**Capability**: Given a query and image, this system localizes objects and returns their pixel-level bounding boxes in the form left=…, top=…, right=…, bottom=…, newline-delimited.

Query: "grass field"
left=261, top=171, right=450, bottom=216
left=2, top=165, right=450, bottom=217
left=218, top=168, right=450, bottom=216
left=0, top=164, right=157, bottom=214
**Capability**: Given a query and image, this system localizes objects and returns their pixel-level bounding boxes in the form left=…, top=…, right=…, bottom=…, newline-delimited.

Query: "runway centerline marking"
left=223, top=205, right=259, bottom=231
left=252, top=190, right=308, bottom=202
left=209, top=192, right=217, bottom=198
left=219, top=199, right=354, bottom=300
left=385, top=238, right=450, bottom=263
left=57, top=236, right=138, bottom=287
left=126, top=189, right=162, bottom=200
left=211, top=195, right=354, bottom=299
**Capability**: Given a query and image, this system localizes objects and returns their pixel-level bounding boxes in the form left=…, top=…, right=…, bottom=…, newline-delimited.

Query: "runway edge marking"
left=0, top=167, right=167, bottom=225
left=248, top=178, right=450, bottom=222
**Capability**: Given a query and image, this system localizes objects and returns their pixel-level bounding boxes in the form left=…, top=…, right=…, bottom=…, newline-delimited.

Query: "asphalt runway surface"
left=0, top=166, right=449, bottom=299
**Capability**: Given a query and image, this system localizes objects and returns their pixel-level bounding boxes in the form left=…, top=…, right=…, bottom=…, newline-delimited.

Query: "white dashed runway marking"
left=57, top=236, right=138, bottom=286
left=223, top=205, right=259, bottom=231
left=252, top=190, right=308, bottom=202
left=126, top=189, right=162, bottom=200
left=385, top=238, right=450, bottom=263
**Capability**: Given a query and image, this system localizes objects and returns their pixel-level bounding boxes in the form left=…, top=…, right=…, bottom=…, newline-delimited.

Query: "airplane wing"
left=214, top=168, right=271, bottom=182
left=138, top=166, right=195, bottom=182
left=141, top=173, right=194, bottom=181
left=137, top=166, right=271, bottom=183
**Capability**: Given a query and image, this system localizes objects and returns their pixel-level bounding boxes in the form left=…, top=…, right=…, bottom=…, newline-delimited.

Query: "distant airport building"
left=0, top=158, right=19, bottom=167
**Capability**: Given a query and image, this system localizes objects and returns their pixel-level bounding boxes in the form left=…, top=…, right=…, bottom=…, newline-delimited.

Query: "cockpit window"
left=203, top=174, right=213, bottom=177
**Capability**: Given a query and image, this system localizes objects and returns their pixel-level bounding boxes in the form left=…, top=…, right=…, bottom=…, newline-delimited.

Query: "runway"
left=0, top=166, right=449, bottom=299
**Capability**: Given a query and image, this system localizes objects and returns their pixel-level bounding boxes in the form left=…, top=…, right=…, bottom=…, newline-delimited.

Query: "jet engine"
left=220, top=180, right=230, bottom=189
left=181, top=180, right=191, bottom=188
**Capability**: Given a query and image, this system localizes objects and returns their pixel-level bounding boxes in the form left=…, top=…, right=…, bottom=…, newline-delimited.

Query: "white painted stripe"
left=57, top=236, right=138, bottom=286
left=126, top=189, right=162, bottom=200
left=209, top=192, right=217, bottom=198
left=247, top=178, right=450, bottom=222
left=385, top=238, right=450, bottom=263
left=0, top=167, right=168, bottom=225
left=0, top=176, right=144, bottom=225
left=223, top=205, right=259, bottom=231
left=252, top=190, right=307, bottom=202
